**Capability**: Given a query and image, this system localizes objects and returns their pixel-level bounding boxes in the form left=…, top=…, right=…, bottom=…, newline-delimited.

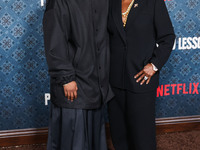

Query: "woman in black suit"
left=108, top=0, right=175, bottom=149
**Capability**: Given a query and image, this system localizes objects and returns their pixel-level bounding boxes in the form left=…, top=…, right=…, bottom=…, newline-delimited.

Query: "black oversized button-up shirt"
left=43, top=0, right=114, bottom=109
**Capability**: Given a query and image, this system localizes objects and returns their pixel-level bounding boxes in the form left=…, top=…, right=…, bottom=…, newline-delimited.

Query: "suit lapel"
left=112, top=0, right=126, bottom=44
left=112, top=0, right=145, bottom=43
left=125, top=0, right=145, bottom=29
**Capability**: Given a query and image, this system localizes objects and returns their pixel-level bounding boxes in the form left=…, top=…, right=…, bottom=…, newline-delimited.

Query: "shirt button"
left=97, top=48, right=100, bottom=51
left=96, top=29, right=98, bottom=32
left=99, top=66, right=101, bottom=70
left=94, top=9, right=97, bottom=13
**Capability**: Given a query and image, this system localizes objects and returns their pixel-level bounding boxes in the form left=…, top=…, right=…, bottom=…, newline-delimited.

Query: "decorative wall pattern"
left=0, top=0, right=49, bottom=130
left=0, top=0, right=199, bottom=130
left=156, top=0, right=200, bottom=118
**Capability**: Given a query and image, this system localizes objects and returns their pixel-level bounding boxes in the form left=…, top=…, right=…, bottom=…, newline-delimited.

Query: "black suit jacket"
left=108, top=0, right=176, bottom=92
left=43, top=0, right=114, bottom=109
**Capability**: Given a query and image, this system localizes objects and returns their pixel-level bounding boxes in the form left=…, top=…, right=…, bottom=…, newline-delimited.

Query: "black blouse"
left=43, top=0, right=114, bottom=109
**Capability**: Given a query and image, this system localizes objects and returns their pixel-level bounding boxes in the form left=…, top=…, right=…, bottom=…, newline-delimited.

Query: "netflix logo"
left=157, top=83, right=199, bottom=97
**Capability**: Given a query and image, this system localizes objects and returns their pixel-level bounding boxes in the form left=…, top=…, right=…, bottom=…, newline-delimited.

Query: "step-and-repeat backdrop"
left=0, top=0, right=200, bottom=130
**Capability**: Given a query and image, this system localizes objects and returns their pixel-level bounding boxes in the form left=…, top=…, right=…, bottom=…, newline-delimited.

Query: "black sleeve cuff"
left=55, top=75, right=76, bottom=86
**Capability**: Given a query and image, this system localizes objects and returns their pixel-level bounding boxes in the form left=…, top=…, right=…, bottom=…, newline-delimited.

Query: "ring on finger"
left=144, top=76, right=148, bottom=80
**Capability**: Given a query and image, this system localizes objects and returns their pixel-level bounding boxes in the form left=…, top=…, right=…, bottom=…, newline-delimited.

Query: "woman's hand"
left=134, top=63, right=156, bottom=85
left=63, top=81, right=78, bottom=102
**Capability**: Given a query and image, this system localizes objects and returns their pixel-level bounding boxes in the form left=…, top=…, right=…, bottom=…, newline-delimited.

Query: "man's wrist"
left=63, top=83, right=68, bottom=86
left=63, top=81, right=76, bottom=86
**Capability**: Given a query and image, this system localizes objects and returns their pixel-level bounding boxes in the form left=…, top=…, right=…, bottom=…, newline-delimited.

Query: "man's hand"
left=63, top=81, right=78, bottom=102
left=134, top=63, right=156, bottom=85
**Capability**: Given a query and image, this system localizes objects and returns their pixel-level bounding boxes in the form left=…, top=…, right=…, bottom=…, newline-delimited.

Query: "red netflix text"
left=157, top=83, right=199, bottom=97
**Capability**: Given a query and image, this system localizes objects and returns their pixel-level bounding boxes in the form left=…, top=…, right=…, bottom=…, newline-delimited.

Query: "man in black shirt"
left=43, top=0, right=113, bottom=149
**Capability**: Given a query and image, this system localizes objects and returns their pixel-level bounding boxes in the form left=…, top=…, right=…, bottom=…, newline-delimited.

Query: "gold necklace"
left=122, top=0, right=135, bottom=27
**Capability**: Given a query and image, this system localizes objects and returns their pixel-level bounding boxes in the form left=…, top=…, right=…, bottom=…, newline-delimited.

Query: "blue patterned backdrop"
left=156, top=0, right=200, bottom=118
left=0, top=0, right=49, bottom=130
left=0, top=0, right=200, bottom=130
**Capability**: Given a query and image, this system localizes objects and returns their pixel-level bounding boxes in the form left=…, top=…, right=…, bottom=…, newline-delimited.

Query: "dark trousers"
left=108, top=87, right=157, bottom=150
left=47, top=103, right=107, bottom=150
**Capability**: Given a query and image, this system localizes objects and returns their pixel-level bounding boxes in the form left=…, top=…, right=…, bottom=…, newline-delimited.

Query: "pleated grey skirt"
left=47, top=103, right=107, bottom=150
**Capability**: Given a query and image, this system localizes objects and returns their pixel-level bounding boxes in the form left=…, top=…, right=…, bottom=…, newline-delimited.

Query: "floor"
left=157, top=130, right=200, bottom=150
left=0, top=130, right=200, bottom=150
